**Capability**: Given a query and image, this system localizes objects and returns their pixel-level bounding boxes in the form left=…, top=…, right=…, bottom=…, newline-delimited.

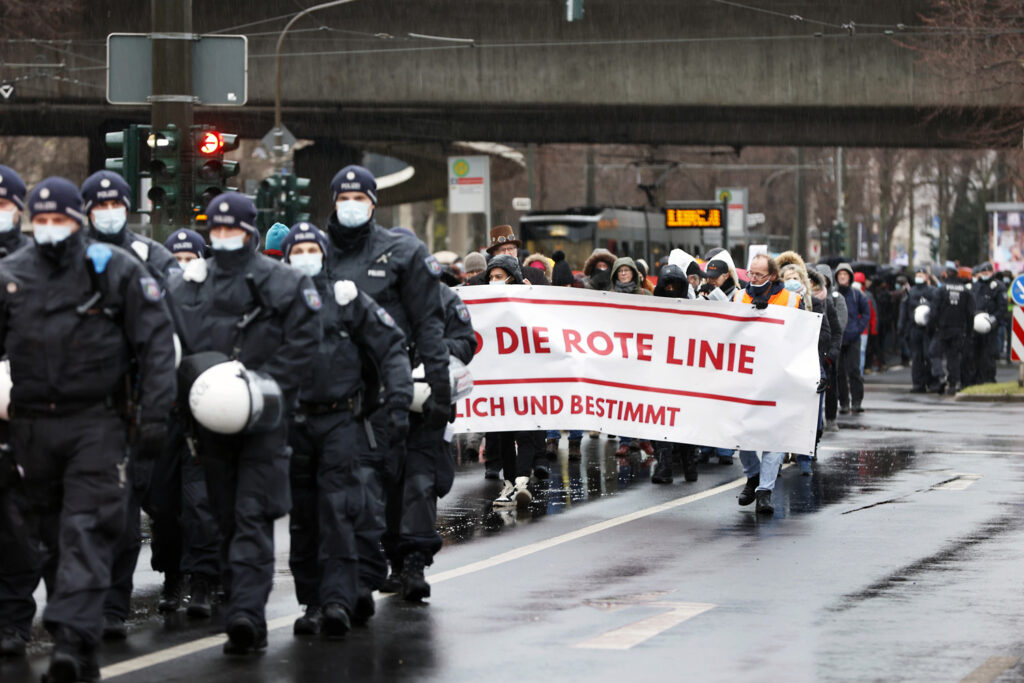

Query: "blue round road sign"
left=1011, top=274, right=1024, bottom=307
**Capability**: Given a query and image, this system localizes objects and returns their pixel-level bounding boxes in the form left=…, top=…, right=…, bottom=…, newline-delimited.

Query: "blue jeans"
left=546, top=430, right=583, bottom=440
left=738, top=450, right=784, bottom=492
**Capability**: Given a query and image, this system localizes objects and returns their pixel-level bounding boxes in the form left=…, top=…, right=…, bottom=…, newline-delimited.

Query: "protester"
left=834, top=263, right=869, bottom=415
left=582, top=248, right=616, bottom=290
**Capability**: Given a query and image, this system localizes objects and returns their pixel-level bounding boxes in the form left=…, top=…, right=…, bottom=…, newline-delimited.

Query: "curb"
left=954, top=393, right=1024, bottom=403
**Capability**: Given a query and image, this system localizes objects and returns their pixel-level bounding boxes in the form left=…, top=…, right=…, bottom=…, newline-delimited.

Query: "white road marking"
left=932, top=473, right=982, bottom=491
left=573, top=601, right=715, bottom=650
left=960, top=655, right=1020, bottom=683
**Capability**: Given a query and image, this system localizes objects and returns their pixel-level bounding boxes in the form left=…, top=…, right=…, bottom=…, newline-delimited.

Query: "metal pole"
left=151, top=0, right=193, bottom=230
left=275, top=0, right=358, bottom=171
left=794, top=147, right=806, bottom=256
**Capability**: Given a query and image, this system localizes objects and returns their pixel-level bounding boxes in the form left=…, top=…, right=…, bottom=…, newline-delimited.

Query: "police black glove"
left=388, top=408, right=410, bottom=448
left=753, top=298, right=769, bottom=310
left=137, top=420, right=167, bottom=461
left=422, top=382, right=452, bottom=431
left=816, top=377, right=828, bottom=393
left=698, top=283, right=715, bottom=296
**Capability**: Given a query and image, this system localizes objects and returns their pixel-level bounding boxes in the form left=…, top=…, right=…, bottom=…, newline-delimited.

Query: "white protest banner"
left=452, top=286, right=822, bottom=454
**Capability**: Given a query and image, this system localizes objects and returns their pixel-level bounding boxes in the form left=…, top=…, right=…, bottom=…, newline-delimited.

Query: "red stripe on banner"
left=474, top=376, right=777, bottom=407
left=463, top=297, right=786, bottom=325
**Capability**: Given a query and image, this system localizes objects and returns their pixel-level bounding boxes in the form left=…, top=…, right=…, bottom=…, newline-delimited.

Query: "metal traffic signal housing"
left=193, top=127, right=241, bottom=214
left=284, top=174, right=311, bottom=225
left=104, top=124, right=150, bottom=211
left=255, top=173, right=285, bottom=232
left=146, top=126, right=181, bottom=213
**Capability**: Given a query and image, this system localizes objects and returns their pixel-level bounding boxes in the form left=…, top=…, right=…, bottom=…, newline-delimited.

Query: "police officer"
left=0, top=165, right=34, bottom=658
left=969, top=262, right=1006, bottom=385
left=929, top=266, right=975, bottom=395
left=898, top=266, right=937, bottom=393
left=167, top=192, right=321, bottom=655
left=164, top=228, right=207, bottom=267
left=323, top=165, right=451, bottom=603
left=280, top=223, right=412, bottom=637
left=80, top=170, right=181, bottom=639
left=0, top=177, right=176, bottom=681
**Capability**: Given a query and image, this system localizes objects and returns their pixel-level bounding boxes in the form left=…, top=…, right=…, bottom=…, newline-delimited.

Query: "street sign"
left=1010, top=274, right=1024, bottom=307
left=1012, top=305, right=1024, bottom=363
left=260, top=126, right=297, bottom=156
left=512, top=197, right=532, bottom=211
left=448, top=156, right=490, bottom=215
left=0, top=84, right=14, bottom=100
left=107, top=33, right=247, bottom=106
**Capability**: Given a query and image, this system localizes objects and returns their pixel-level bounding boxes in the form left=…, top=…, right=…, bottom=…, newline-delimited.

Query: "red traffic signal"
left=198, top=131, right=224, bottom=156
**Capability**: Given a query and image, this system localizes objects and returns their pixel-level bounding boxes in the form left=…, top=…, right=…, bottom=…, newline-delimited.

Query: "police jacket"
left=837, top=285, right=870, bottom=343
left=898, top=284, right=936, bottom=335
left=933, top=279, right=975, bottom=338
left=0, top=232, right=176, bottom=422
left=324, top=216, right=449, bottom=390
left=299, top=273, right=412, bottom=411
left=0, top=229, right=28, bottom=259
left=167, top=245, right=321, bottom=408
left=442, top=285, right=476, bottom=365
left=973, top=277, right=1007, bottom=319
left=91, top=226, right=178, bottom=284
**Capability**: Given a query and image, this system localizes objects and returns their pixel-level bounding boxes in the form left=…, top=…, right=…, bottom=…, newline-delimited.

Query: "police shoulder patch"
left=456, top=302, right=470, bottom=323
left=375, top=307, right=396, bottom=328
left=424, top=255, right=442, bottom=277
left=139, top=277, right=161, bottom=302
left=302, top=288, right=322, bottom=311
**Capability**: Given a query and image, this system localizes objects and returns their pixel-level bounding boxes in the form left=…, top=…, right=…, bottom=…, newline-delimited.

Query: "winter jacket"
left=607, top=256, right=651, bottom=295
left=838, top=285, right=870, bottom=343
left=583, top=248, right=616, bottom=290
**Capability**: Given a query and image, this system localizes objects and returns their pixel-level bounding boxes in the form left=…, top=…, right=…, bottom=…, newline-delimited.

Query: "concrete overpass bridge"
left=1, top=0, right=1018, bottom=209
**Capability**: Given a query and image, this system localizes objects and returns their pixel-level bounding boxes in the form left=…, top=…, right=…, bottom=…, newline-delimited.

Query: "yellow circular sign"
left=718, top=190, right=732, bottom=203
left=452, top=159, right=470, bottom=177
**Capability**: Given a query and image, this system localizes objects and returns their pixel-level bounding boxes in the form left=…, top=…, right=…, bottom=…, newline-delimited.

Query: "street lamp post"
left=274, top=0, right=358, bottom=171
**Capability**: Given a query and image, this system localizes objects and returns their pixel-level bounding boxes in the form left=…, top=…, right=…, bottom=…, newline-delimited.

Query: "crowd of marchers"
left=0, top=158, right=1016, bottom=683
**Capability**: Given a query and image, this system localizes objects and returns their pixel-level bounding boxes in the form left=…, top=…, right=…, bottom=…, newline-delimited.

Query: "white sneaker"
left=513, top=476, right=532, bottom=507
left=493, top=480, right=515, bottom=508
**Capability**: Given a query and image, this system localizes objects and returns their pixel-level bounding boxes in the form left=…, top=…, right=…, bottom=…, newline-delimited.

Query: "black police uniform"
left=929, top=276, right=975, bottom=394
left=289, top=275, right=411, bottom=629
left=0, top=229, right=28, bottom=259
left=898, top=282, right=937, bottom=391
left=970, top=276, right=1007, bottom=385
left=324, top=215, right=451, bottom=595
left=168, top=230, right=320, bottom=649
left=0, top=219, right=176, bottom=667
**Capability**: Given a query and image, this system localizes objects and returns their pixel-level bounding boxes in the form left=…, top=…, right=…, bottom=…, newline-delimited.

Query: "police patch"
left=140, top=277, right=161, bottom=302
left=375, top=307, right=396, bottom=328
left=303, top=288, right=322, bottom=311
left=424, top=255, right=442, bottom=277
left=456, top=303, right=470, bottom=323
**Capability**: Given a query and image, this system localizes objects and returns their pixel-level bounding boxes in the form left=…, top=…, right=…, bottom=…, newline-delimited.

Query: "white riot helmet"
left=409, top=356, right=474, bottom=412
left=188, top=360, right=284, bottom=434
left=914, top=304, right=930, bottom=327
left=973, top=312, right=993, bottom=335
left=0, top=359, right=11, bottom=420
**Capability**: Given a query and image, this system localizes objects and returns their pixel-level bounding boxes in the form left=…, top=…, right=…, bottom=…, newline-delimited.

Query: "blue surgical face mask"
left=783, top=279, right=803, bottom=293
left=33, top=223, right=74, bottom=245
left=289, top=252, right=323, bottom=277
left=210, top=233, right=246, bottom=251
left=91, top=207, right=127, bottom=235
left=0, top=209, right=17, bottom=233
left=336, top=200, right=371, bottom=228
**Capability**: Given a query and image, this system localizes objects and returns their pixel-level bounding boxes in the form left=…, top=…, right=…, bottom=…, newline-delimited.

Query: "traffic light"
left=831, top=219, right=847, bottom=256
left=104, top=124, right=150, bottom=210
left=192, top=127, right=241, bottom=212
left=284, top=174, right=311, bottom=225
left=147, top=126, right=181, bottom=212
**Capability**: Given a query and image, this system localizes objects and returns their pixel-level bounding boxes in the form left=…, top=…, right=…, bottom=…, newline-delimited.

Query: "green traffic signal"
left=147, top=126, right=181, bottom=210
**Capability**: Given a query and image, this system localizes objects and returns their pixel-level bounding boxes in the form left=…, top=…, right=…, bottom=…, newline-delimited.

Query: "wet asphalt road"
left=4, top=364, right=1024, bottom=682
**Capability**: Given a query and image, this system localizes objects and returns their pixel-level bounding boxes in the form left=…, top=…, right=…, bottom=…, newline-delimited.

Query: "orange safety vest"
left=732, top=287, right=801, bottom=308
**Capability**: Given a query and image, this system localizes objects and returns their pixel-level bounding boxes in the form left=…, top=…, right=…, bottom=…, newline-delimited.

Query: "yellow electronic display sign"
left=664, top=207, right=723, bottom=229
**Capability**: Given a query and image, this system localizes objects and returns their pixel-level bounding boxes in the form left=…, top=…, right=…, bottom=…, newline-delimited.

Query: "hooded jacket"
left=583, top=248, right=616, bottom=290
left=653, top=264, right=692, bottom=298
left=608, top=256, right=651, bottom=295
left=834, top=263, right=870, bottom=343
left=813, top=264, right=848, bottom=333
left=523, top=254, right=552, bottom=282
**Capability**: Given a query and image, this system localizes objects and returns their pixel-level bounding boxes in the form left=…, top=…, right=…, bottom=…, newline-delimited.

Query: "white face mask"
left=33, top=223, right=74, bottom=245
left=210, top=234, right=246, bottom=251
left=289, top=253, right=323, bottom=277
left=336, top=200, right=371, bottom=228
left=91, top=207, right=127, bottom=235
left=488, top=278, right=509, bottom=286
left=0, top=209, right=17, bottom=233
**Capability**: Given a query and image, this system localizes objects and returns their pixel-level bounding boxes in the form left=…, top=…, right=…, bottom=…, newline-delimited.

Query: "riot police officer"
left=164, top=228, right=206, bottom=267
left=323, top=165, right=451, bottom=603
left=930, top=266, right=975, bottom=395
left=0, top=177, right=176, bottom=681
left=281, top=223, right=412, bottom=637
left=167, top=192, right=321, bottom=655
left=969, top=262, right=1006, bottom=385
left=0, top=165, right=34, bottom=658
left=898, top=266, right=937, bottom=393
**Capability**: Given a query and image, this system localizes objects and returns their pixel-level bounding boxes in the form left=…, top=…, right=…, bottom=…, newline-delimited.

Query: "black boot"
left=322, top=604, right=351, bottom=639
left=651, top=447, right=673, bottom=484
left=544, top=438, right=558, bottom=458
left=101, top=614, right=126, bottom=641
left=45, top=627, right=97, bottom=683
left=380, top=561, right=402, bottom=594
left=293, top=605, right=323, bottom=635
left=755, top=490, right=774, bottom=515
left=681, top=447, right=699, bottom=483
left=157, top=573, right=183, bottom=613
left=400, top=551, right=431, bottom=602
left=351, top=587, right=375, bottom=626
left=738, top=474, right=760, bottom=506
left=223, top=617, right=267, bottom=655
left=0, top=628, right=27, bottom=658
left=187, top=576, right=212, bottom=619
left=567, top=439, right=582, bottom=461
